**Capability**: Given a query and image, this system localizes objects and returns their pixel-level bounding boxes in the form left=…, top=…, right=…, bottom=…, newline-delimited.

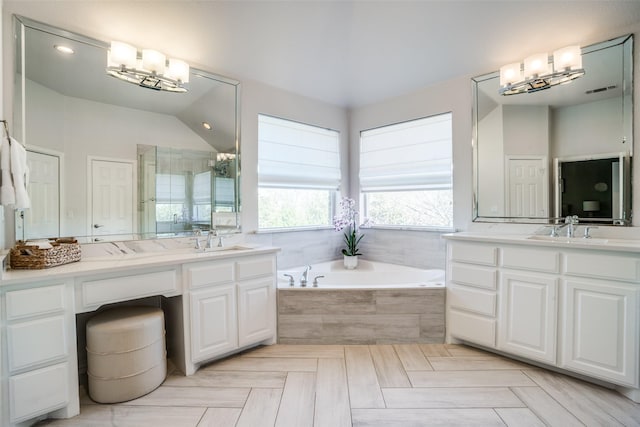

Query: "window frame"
left=359, top=112, right=454, bottom=231
left=257, top=114, right=341, bottom=231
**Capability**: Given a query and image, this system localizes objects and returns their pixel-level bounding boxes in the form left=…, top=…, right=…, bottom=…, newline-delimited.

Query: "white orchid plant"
left=333, top=197, right=371, bottom=257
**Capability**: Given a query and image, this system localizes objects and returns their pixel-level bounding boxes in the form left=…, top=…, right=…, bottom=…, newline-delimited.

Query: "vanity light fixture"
left=54, top=44, right=74, bottom=54
left=217, top=153, right=236, bottom=162
left=499, top=45, right=585, bottom=96
left=106, top=41, right=189, bottom=93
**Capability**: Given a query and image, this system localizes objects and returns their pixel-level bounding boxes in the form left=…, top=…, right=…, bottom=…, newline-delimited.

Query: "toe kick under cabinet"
left=445, top=237, right=640, bottom=398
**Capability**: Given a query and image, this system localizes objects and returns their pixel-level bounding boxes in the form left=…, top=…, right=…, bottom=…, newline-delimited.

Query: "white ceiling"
left=5, top=1, right=640, bottom=108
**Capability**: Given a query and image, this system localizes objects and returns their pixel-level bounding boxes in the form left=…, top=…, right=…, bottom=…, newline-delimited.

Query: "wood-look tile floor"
left=36, top=344, right=640, bottom=427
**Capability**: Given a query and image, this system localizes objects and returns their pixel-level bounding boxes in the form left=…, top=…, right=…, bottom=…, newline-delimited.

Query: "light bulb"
left=524, top=52, right=550, bottom=78
left=553, top=45, right=582, bottom=71
left=109, top=41, right=137, bottom=68
left=142, top=49, right=166, bottom=74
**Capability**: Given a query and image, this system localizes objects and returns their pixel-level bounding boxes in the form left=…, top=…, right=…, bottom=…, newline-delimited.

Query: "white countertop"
left=0, top=243, right=280, bottom=286
left=443, top=232, right=640, bottom=253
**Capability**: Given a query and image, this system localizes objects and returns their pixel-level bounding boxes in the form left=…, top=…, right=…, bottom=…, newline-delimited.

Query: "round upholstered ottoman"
left=86, top=306, right=166, bottom=403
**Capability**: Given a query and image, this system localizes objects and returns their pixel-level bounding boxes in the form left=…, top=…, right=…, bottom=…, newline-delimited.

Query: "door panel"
left=25, top=151, right=60, bottom=239
left=506, top=157, right=548, bottom=217
left=90, top=159, right=134, bottom=240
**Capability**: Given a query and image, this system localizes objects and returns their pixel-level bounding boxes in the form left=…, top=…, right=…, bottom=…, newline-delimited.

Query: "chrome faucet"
left=564, top=215, right=579, bottom=238
left=206, top=230, right=216, bottom=249
left=300, top=265, right=312, bottom=287
left=193, top=229, right=203, bottom=249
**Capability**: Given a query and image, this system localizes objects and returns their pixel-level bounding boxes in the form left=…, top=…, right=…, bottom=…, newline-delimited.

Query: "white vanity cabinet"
left=183, top=254, right=277, bottom=373
left=561, top=252, right=640, bottom=387
left=498, top=247, right=560, bottom=365
left=447, top=242, right=499, bottom=347
left=236, top=256, right=277, bottom=346
left=0, top=245, right=279, bottom=426
left=186, top=261, right=238, bottom=363
left=2, top=282, right=78, bottom=424
left=445, top=234, right=640, bottom=400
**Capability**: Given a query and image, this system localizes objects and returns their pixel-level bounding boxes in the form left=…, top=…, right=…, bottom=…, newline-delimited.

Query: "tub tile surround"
left=32, top=344, right=640, bottom=427
left=357, top=228, right=447, bottom=270
left=278, top=288, right=445, bottom=344
left=246, top=229, right=344, bottom=269
left=247, top=228, right=448, bottom=270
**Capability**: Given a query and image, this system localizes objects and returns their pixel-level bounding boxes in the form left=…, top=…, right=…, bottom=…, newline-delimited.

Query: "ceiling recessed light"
left=202, top=122, right=212, bottom=130
left=54, top=44, right=74, bottom=54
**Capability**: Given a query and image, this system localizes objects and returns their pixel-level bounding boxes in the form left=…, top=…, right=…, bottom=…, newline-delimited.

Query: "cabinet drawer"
left=80, top=270, right=178, bottom=309
left=448, top=285, right=496, bottom=317
left=237, top=257, right=275, bottom=280
left=564, top=253, right=639, bottom=282
left=6, top=285, right=66, bottom=320
left=9, top=362, right=69, bottom=423
left=7, top=315, right=68, bottom=372
left=448, top=310, right=496, bottom=348
left=450, top=264, right=497, bottom=290
left=502, top=247, right=560, bottom=273
left=449, top=243, right=497, bottom=266
left=186, top=262, right=235, bottom=289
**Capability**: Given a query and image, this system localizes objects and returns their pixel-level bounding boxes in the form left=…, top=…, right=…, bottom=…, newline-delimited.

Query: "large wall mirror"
left=13, top=15, right=241, bottom=243
left=472, top=35, right=633, bottom=225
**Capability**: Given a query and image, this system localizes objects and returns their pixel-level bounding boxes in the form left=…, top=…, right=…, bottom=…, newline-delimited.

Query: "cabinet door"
left=9, top=362, right=69, bottom=423
left=190, top=285, right=238, bottom=362
left=237, top=278, right=276, bottom=347
left=562, top=279, right=638, bottom=387
left=498, top=273, right=557, bottom=364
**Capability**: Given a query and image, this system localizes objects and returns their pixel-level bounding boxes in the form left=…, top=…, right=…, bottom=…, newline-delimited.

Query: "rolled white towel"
left=28, top=240, right=53, bottom=250
left=0, top=135, right=15, bottom=205
left=10, top=139, right=31, bottom=209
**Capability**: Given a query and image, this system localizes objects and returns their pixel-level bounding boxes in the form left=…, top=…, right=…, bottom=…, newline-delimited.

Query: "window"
left=193, top=171, right=212, bottom=221
left=258, top=114, right=340, bottom=229
left=155, top=174, right=186, bottom=222
left=359, top=113, right=453, bottom=228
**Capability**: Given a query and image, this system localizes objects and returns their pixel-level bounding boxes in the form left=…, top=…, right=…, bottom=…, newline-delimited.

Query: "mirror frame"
left=471, top=34, right=633, bottom=225
left=13, top=15, right=242, bottom=242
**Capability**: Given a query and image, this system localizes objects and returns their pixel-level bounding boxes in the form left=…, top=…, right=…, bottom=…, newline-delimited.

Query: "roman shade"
left=360, top=112, right=452, bottom=192
left=258, top=114, right=340, bottom=190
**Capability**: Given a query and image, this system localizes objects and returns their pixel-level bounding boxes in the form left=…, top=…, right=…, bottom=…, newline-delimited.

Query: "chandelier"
left=499, top=45, right=585, bottom=96
left=106, top=41, right=189, bottom=93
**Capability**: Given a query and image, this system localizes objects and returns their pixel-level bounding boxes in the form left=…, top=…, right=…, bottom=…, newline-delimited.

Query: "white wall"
left=551, top=96, right=626, bottom=158
left=503, top=105, right=549, bottom=157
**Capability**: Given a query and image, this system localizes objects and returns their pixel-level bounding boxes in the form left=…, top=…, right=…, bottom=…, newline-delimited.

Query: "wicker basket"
left=10, top=238, right=81, bottom=269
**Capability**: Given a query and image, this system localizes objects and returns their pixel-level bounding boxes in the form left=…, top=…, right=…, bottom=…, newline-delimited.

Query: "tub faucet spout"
left=300, top=265, right=312, bottom=287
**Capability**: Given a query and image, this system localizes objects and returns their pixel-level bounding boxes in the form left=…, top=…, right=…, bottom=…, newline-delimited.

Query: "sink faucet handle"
left=583, top=226, right=598, bottom=239
left=313, top=275, right=325, bottom=287
left=283, top=274, right=295, bottom=287
left=550, top=225, right=560, bottom=237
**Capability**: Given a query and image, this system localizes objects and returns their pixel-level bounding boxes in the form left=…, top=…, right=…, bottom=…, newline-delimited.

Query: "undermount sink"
left=527, top=235, right=609, bottom=244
